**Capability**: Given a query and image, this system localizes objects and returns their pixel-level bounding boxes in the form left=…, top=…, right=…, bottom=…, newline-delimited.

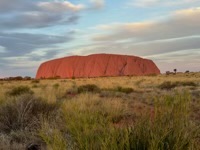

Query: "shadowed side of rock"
left=36, top=54, right=160, bottom=79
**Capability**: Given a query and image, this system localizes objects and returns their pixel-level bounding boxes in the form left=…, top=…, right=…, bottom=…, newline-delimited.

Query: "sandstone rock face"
left=36, top=54, right=160, bottom=79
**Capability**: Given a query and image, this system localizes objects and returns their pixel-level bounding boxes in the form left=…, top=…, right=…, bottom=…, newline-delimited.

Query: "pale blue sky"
left=0, top=0, right=200, bottom=77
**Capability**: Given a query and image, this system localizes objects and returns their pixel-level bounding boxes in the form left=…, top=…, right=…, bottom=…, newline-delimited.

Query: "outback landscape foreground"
left=0, top=73, right=199, bottom=150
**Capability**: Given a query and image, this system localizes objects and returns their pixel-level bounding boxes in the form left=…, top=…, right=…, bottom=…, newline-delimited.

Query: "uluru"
left=36, top=54, right=160, bottom=79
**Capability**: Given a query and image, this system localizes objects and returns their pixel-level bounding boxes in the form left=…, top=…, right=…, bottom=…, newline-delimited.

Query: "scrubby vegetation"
left=113, top=86, right=134, bottom=94
left=31, top=80, right=40, bottom=84
left=77, top=84, right=100, bottom=93
left=127, top=92, right=198, bottom=150
left=6, top=86, right=34, bottom=96
left=0, top=94, right=59, bottom=133
left=159, top=81, right=197, bottom=90
left=0, top=73, right=199, bottom=149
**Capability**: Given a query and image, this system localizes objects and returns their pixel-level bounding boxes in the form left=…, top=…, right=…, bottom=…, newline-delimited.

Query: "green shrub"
left=116, top=86, right=134, bottom=94
left=181, top=81, right=197, bottom=86
left=53, top=83, right=60, bottom=89
left=159, top=81, right=177, bottom=90
left=32, top=84, right=39, bottom=88
left=103, top=86, right=134, bottom=94
left=159, top=81, right=197, bottom=90
left=77, top=84, right=100, bottom=93
left=6, top=86, right=34, bottom=96
left=31, top=80, right=40, bottom=84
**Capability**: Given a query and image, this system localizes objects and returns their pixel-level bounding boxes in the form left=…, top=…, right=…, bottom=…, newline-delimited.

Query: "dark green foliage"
left=159, top=81, right=177, bottom=90
left=53, top=83, right=59, bottom=89
left=103, top=86, right=134, bottom=94
left=32, top=84, right=39, bottom=88
left=116, top=86, right=134, bottom=94
left=159, top=81, right=197, bottom=90
left=31, top=80, right=40, bottom=84
left=181, top=81, right=197, bottom=86
left=24, top=76, right=32, bottom=80
left=174, top=69, right=177, bottom=74
left=8, top=76, right=23, bottom=81
left=6, top=86, right=34, bottom=96
left=77, top=84, right=100, bottom=93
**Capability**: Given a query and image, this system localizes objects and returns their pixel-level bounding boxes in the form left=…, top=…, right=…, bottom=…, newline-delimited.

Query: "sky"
left=0, top=0, right=200, bottom=77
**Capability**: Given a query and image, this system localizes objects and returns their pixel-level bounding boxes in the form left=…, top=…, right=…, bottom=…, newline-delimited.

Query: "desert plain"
left=0, top=73, right=199, bottom=150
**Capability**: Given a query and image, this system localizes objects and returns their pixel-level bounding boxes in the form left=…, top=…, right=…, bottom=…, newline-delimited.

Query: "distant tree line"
left=166, top=69, right=191, bottom=75
left=0, top=76, right=32, bottom=81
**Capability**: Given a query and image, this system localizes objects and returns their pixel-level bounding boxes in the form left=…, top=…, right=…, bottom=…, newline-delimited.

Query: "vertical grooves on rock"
left=36, top=54, right=160, bottom=79
left=104, top=55, right=111, bottom=76
left=89, top=58, right=95, bottom=77
left=119, top=56, right=128, bottom=76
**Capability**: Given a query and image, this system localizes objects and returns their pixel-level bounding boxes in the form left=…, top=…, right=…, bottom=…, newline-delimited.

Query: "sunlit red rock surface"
left=36, top=54, right=160, bottom=79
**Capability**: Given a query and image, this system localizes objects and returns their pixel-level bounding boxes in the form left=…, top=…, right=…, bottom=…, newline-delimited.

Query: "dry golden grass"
left=0, top=72, right=199, bottom=149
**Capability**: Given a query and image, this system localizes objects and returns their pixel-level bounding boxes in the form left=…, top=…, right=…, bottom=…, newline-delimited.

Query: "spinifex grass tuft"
left=6, top=86, right=34, bottom=96
left=127, top=92, right=199, bottom=150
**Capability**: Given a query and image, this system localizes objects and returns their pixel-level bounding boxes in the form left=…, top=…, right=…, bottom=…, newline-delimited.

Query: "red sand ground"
left=36, top=54, right=160, bottom=79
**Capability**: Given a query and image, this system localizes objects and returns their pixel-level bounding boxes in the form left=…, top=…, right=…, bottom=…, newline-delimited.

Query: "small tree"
left=174, top=69, right=177, bottom=74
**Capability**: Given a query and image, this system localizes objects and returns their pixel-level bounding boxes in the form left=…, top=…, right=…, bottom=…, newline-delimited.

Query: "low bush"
left=0, top=94, right=59, bottom=133
left=181, top=81, right=197, bottom=86
left=116, top=86, right=134, bottom=94
left=6, top=86, right=34, bottom=96
left=32, top=84, right=39, bottom=88
left=159, top=81, right=177, bottom=90
left=77, top=84, right=100, bottom=93
left=159, top=81, right=197, bottom=90
left=103, top=86, right=134, bottom=94
left=31, top=80, right=40, bottom=84
left=0, top=133, right=26, bottom=150
left=53, top=83, right=60, bottom=89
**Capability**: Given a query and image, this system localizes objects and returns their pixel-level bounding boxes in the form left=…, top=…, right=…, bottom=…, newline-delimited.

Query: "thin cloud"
left=70, top=7, right=200, bottom=72
left=93, top=8, right=200, bottom=42
left=38, top=1, right=85, bottom=12
left=0, top=13, right=79, bottom=29
left=0, top=32, right=74, bottom=57
left=90, top=0, right=105, bottom=9
left=130, top=0, right=200, bottom=8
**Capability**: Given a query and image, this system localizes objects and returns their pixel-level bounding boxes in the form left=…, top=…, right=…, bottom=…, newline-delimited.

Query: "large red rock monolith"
left=36, top=54, right=160, bottom=79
